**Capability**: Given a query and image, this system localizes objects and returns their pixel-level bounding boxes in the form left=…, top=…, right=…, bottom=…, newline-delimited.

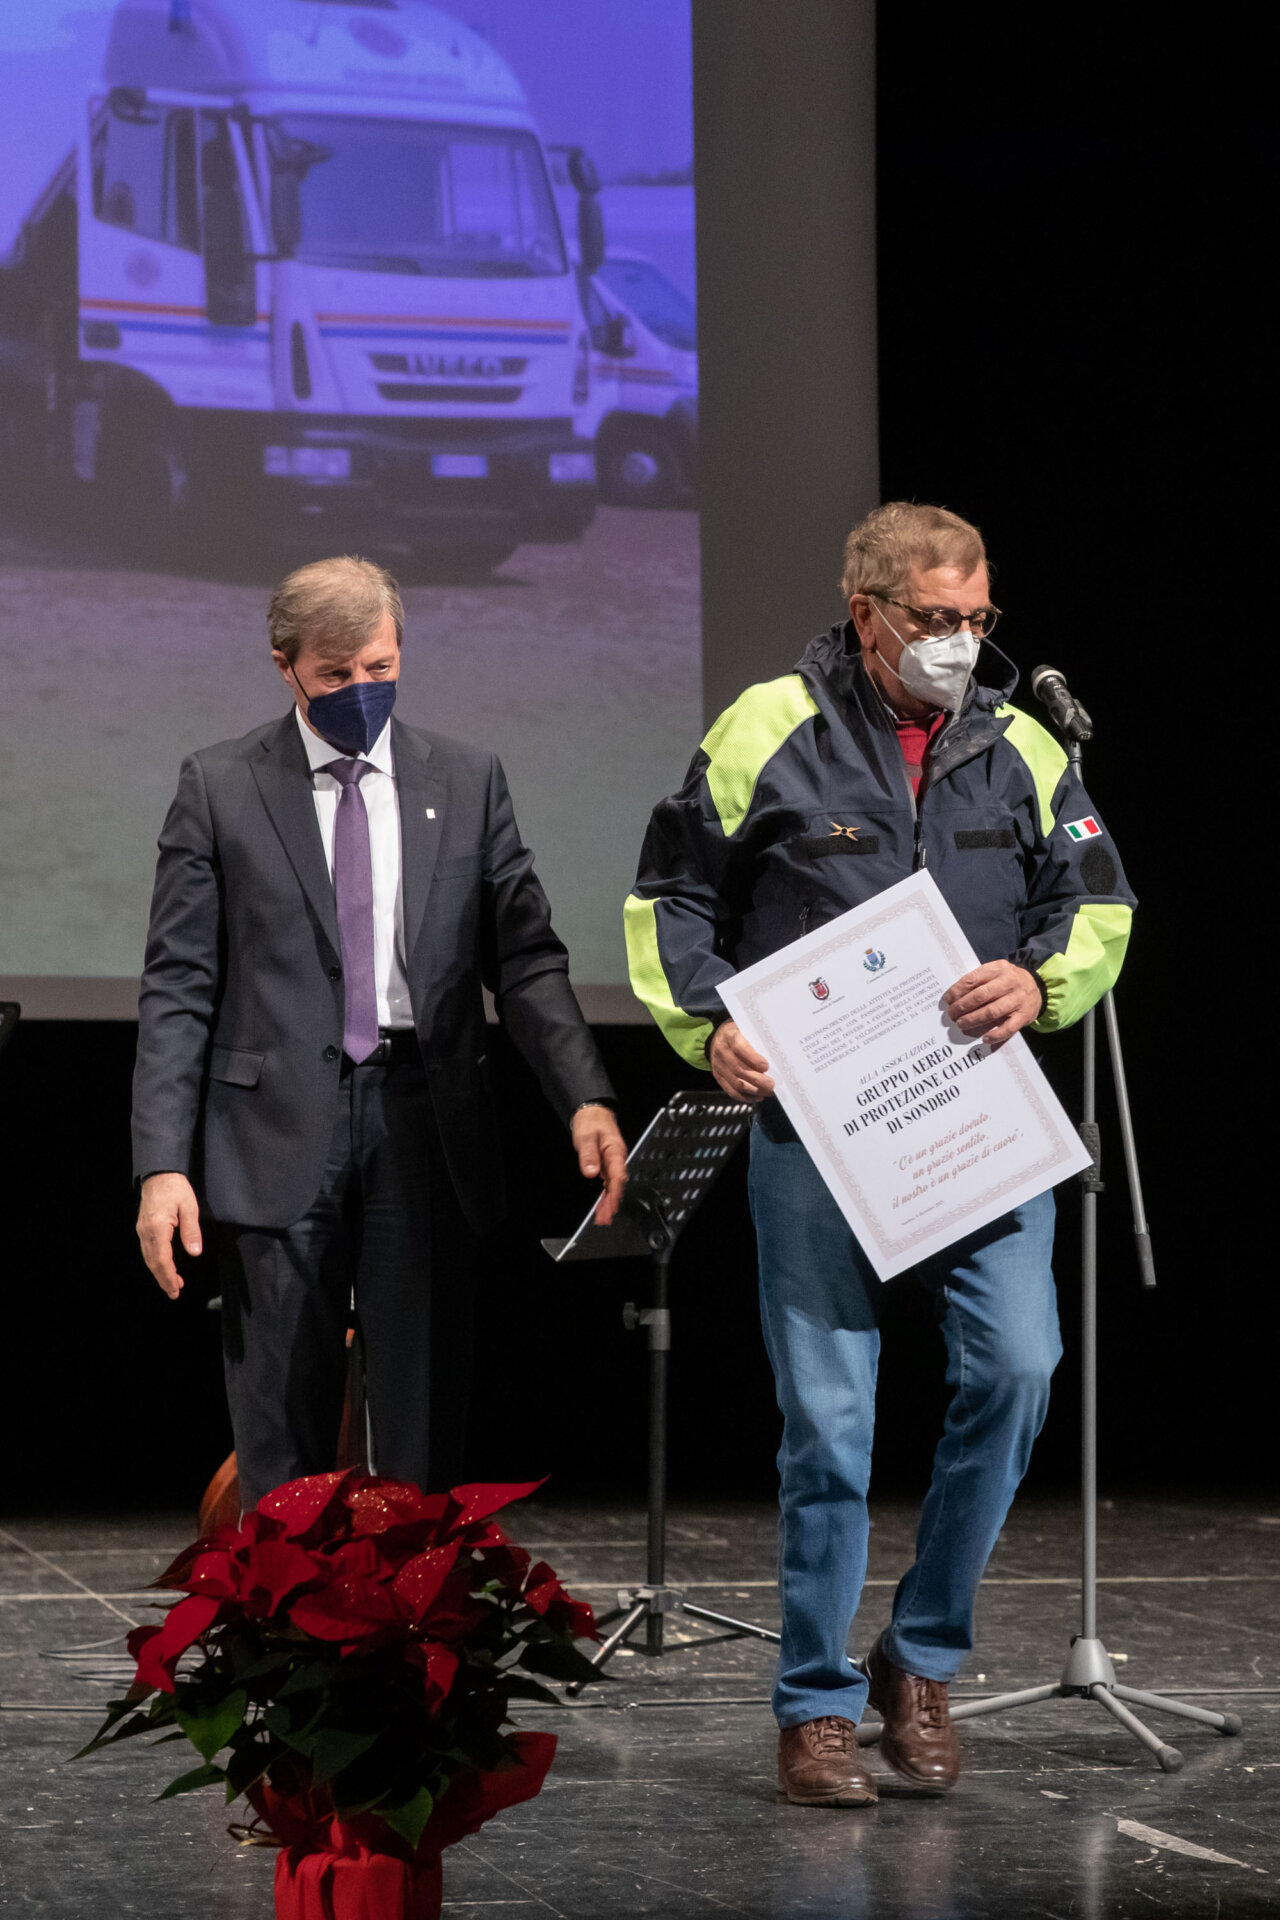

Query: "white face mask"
left=873, top=604, right=979, bottom=713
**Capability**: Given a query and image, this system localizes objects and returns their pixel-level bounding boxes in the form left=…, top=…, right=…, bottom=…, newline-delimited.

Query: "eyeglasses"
left=874, top=596, right=1002, bottom=640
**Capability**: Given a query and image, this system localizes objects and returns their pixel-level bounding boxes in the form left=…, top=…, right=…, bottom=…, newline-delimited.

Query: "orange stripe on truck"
left=82, top=297, right=271, bottom=323
left=315, top=311, right=569, bottom=331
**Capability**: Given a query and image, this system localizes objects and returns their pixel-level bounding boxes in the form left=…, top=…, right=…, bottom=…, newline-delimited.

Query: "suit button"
left=323, top=1045, right=339, bottom=1062
left=329, top=966, right=342, bottom=981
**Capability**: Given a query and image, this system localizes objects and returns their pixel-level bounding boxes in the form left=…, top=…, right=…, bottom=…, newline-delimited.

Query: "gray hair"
left=840, top=502, right=989, bottom=602
left=267, top=555, right=404, bottom=664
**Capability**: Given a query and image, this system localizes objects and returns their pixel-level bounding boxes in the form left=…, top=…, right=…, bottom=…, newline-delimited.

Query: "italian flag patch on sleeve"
left=1064, top=816, right=1102, bottom=841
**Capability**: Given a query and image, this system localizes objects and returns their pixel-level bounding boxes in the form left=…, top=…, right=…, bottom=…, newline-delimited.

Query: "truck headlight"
left=550, top=451, right=595, bottom=484
left=263, top=446, right=351, bottom=480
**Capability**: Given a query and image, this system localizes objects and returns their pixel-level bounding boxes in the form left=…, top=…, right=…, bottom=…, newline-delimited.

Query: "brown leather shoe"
left=777, top=1717, right=878, bottom=1806
left=862, top=1632, right=960, bottom=1790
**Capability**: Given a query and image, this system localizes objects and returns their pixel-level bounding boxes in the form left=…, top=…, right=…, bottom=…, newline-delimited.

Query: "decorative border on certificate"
left=736, top=891, right=1074, bottom=1261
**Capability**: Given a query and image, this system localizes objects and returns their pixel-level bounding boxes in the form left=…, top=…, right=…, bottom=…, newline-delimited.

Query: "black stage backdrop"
left=1, top=10, right=1263, bottom=1512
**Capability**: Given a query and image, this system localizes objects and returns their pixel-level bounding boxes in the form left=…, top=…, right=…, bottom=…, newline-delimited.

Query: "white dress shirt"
left=295, top=706, right=414, bottom=1029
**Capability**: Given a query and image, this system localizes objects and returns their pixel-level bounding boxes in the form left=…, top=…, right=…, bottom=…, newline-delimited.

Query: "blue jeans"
left=749, top=1116, right=1062, bottom=1728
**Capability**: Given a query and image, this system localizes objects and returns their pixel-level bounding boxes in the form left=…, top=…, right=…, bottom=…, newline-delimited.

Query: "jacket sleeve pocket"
left=209, top=1046, right=265, bottom=1088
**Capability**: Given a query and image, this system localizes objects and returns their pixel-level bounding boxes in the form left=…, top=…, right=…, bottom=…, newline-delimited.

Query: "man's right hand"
left=708, top=1020, right=775, bottom=1105
left=137, top=1172, right=203, bottom=1299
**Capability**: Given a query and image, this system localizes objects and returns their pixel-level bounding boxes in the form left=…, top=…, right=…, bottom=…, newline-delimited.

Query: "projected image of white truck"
left=0, top=0, right=607, bottom=574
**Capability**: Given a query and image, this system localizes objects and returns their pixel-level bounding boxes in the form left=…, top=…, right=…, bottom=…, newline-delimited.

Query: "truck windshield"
left=596, top=259, right=696, bottom=351
left=266, top=116, right=565, bottom=277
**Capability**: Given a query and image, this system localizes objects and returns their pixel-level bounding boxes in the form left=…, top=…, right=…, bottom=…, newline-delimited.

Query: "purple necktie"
left=328, top=759, right=380, bottom=1064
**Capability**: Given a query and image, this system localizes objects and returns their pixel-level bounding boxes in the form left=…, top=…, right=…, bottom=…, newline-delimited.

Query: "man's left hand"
left=572, top=1105, right=628, bottom=1225
left=943, top=961, right=1042, bottom=1047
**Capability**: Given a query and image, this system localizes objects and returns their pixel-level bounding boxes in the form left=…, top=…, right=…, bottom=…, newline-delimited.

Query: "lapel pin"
left=425, top=808, right=436, bottom=819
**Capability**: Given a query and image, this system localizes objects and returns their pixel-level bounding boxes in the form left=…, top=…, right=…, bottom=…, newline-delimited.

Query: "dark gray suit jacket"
left=131, top=712, right=613, bottom=1232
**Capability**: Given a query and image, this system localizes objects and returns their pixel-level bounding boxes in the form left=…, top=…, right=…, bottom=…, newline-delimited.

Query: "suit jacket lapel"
left=250, top=713, right=341, bottom=958
left=393, top=719, right=445, bottom=969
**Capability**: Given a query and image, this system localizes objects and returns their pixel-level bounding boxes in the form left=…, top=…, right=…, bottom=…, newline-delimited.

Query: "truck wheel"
left=102, top=428, right=194, bottom=563
left=599, top=427, right=683, bottom=509
left=0, top=390, right=44, bottom=514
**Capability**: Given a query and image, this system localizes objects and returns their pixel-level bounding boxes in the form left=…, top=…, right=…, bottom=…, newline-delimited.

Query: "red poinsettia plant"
left=79, top=1471, right=599, bottom=1870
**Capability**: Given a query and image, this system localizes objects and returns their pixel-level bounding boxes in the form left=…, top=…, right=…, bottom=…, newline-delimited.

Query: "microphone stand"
left=858, top=725, right=1241, bottom=1772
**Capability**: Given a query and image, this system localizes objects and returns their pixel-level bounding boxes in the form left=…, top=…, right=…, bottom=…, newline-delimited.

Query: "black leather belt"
left=366, top=1028, right=421, bottom=1066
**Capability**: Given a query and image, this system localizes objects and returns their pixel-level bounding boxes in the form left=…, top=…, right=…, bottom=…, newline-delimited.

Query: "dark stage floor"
left=2, top=1495, right=1277, bottom=1917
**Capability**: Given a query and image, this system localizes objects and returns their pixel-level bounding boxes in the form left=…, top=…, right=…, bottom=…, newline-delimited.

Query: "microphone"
left=1030, top=664, right=1094, bottom=743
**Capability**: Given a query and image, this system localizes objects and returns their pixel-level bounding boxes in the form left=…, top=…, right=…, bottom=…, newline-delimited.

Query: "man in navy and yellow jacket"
left=626, top=503, right=1133, bottom=1808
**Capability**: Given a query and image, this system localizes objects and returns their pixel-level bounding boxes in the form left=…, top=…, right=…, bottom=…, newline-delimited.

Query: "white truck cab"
left=2, top=0, right=604, bottom=570
left=585, top=252, right=697, bottom=509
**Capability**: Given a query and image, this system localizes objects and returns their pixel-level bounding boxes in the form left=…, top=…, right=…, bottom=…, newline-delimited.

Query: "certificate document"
left=717, top=871, right=1090, bottom=1280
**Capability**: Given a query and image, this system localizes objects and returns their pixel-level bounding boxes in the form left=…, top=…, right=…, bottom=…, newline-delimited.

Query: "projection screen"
left=0, top=0, right=877, bottom=1019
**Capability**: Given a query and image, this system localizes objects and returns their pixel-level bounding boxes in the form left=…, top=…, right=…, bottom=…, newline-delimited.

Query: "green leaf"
left=74, top=1706, right=147, bottom=1759
left=276, top=1660, right=340, bottom=1699
left=310, top=1728, right=379, bottom=1788
left=176, top=1689, right=247, bottom=1763
left=229, top=1645, right=298, bottom=1683
left=498, top=1675, right=563, bottom=1707
left=378, top=1787, right=435, bottom=1851
left=157, top=1762, right=226, bottom=1801
left=223, top=1737, right=276, bottom=1801
left=515, top=1639, right=608, bottom=1684
left=261, top=1702, right=319, bottom=1757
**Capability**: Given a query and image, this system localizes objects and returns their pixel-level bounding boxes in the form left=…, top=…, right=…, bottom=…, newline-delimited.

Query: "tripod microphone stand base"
left=566, top=1586, right=780, bottom=1698
left=856, top=1635, right=1242, bottom=1774
left=544, top=1092, right=778, bottom=1701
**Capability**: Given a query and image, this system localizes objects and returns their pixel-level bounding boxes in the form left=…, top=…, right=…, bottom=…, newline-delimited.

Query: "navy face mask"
left=295, top=673, right=397, bottom=756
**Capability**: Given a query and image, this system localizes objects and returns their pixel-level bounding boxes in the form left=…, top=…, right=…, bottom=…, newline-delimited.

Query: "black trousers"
left=216, top=1046, right=478, bottom=1511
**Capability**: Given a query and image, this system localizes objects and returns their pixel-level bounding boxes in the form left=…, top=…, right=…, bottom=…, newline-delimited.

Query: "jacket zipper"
left=910, top=715, right=957, bottom=873
left=904, top=744, right=927, bottom=871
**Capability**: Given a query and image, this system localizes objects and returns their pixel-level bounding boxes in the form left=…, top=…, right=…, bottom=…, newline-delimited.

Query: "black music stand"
left=543, top=1089, right=780, bottom=1689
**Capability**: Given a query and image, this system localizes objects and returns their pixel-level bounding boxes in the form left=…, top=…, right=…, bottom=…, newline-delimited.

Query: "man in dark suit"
left=133, top=556, right=625, bottom=1510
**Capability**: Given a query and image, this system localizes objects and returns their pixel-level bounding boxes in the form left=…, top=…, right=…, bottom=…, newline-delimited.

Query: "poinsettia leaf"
left=175, top=1548, right=239, bottom=1600
left=223, top=1740, right=273, bottom=1800
left=448, top=1482, right=545, bottom=1528
left=498, top=1675, right=563, bottom=1707
left=176, top=1688, right=247, bottom=1763
left=134, top=1594, right=221, bottom=1694
left=378, top=1785, right=435, bottom=1850
left=345, top=1479, right=452, bottom=1537
left=521, top=1563, right=562, bottom=1613
left=126, top=1620, right=162, bottom=1658
left=156, top=1761, right=226, bottom=1800
left=274, top=1658, right=340, bottom=1698
left=241, top=1541, right=320, bottom=1612
left=420, top=1641, right=459, bottom=1704
left=256, top=1471, right=355, bottom=1540
left=288, top=1575, right=402, bottom=1642
left=261, top=1702, right=320, bottom=1757
left=321, top=1536, right=384, bottom=1582
left=154, top=1524, right=244, bottom=1592
left=309, top=1727, right=379, bottom=1787
left=228, top=1645, right=299, bottom=1685
left=74, top=1701, right=154, bottom=1759
left=515, top=1638, right=610, bottom=1684
left=391, top=1544, right=459, bottom=1623
left=153, top=1540, right=204, bottom=1591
